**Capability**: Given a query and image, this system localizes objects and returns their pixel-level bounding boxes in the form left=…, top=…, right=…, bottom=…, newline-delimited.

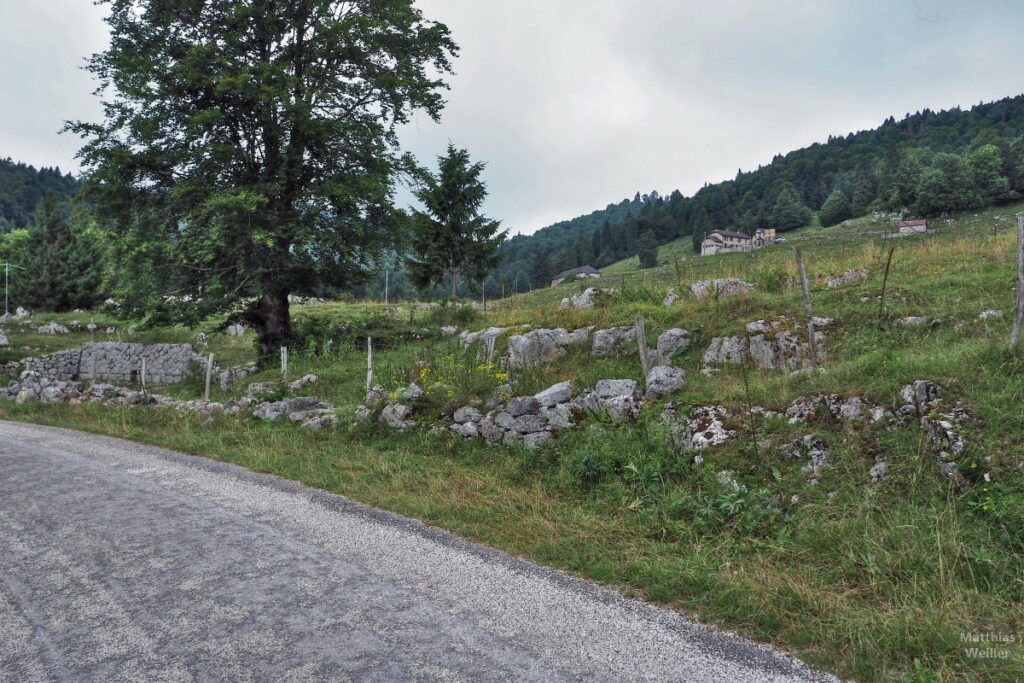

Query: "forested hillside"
left=0, top=157, right=80, bottom=232
left=491, top=93, right=1024, bottom=290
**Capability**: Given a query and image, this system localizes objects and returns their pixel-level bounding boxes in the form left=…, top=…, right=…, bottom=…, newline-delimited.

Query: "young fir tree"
left=637, top=230, right=659, bottom=268
left=406, top=145, right=507, bottom=299
left=17, top=195, right=105, bottom=311
left=531, top=251, right=554, bottom=288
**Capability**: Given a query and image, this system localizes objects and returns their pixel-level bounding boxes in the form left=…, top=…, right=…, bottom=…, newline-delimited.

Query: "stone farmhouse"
left=700, top=227, right=777, bottom=256
left=551, top=265, right=601, bottom=287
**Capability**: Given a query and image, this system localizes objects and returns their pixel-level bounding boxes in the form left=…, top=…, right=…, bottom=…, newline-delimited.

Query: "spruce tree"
left=17, top=195, right=105, bottom=311
left=406, top=145, right=507, bottom=299
left=637, top=231, right=659, bottom=268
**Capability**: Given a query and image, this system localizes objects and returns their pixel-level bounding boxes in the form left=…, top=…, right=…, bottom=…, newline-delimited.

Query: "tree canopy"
left=69, top=0, right=457, bottom=355
left=406, top=144, right=506, bottom=298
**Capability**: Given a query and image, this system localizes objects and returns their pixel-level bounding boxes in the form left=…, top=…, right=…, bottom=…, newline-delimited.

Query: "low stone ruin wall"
left=23, top=342, right=204, bottom=385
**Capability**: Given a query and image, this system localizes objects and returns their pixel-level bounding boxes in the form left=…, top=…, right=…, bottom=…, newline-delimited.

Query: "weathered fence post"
left=878, top=245, right=895, bottom=322
left=634, top=313, right=650, bottom=388
left=140, top=357, right=147, bottom=397
left=366, top=337, right=373, bottom=391
left=1012, top=213, right=1024, bottom=347
left=90, top=351, right=97, bottom=382
left=673, top=255, right=682, bottom=291
left=280, top=346, right=288, bottom=382
left=204, top=353, right=214, bottom=402
left=795, top=249, right=819, bottom=370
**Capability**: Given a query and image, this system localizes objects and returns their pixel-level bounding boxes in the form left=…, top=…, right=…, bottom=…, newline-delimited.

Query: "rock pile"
left=898, top=380, right=969, bottom=479
left=36, top=322, right=70, bottom=335
left=22, top=342, right=210, bottom=385
left=558, top=287, right=614, bottom=309
left=663, top=403, right=735, bottom=460
left=826, top=268, right=869, bottom=289
left=702, top=319, right=830, bottom=374
left=782, top=435, right=832, bottom=481
left=505, top=327, right=590, bottom=369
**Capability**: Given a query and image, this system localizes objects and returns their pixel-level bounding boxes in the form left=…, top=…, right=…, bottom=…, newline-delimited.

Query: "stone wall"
left=24, top=342, right=205, bottom=385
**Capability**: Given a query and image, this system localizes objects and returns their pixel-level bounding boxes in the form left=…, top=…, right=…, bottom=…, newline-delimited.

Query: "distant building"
left=752, top=227, right=777, bottom=248
left=701, top=227, right=778, bottom=256
left=898, top=219, right=928, bottom=236
left=551, top=265, right=601, bottom=287
left=700, top=230, right=750, bottom=255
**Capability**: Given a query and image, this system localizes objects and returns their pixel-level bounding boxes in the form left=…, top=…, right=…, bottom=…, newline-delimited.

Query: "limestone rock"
left=522, top=431, right=554, bottom=449
left=558, top=287, right=613, bottom=309
left=450, top=422, right=479, bottom=438
left=592, top=326, right=636, bottom=357
left=595, top=379, right=638, bottom=400
left=690, top=278, right=754, bottom=299
left=506, top=327, right=590, bottom=369
left=826, top=268, right=868, bottom=289
left=453, top=406, right=483, bottom=424
left=656, top=328, right=690, bottom=365
left=645, top=366, right=686, bottom=400
left=662, top=289, right=679, bottom=306
left=380, top=403, right=415, bottom=430
left=534, top=381, right=573, bottom=408
left=507, top=396, right=541, bottom=417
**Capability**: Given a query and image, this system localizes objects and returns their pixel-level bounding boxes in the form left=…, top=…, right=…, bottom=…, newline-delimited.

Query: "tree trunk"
left=450, top=269, right=458, bottom=300
left=246, top=291, right=292, bottom=359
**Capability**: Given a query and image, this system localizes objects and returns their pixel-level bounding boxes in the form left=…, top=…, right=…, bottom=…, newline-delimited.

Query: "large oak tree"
left=69, top=0, right=457, bottom=356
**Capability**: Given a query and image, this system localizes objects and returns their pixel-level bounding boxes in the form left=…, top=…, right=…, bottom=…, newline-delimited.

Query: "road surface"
left=0, top=421, right=839, bottom=682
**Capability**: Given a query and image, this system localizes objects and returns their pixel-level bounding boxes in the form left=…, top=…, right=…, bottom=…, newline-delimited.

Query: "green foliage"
left=14, top=195, right=106, bottom=312
left=770, top=185, right=812, bottom=232
left=70, top=0, right=457, bottom=354
left=424, top=301, right=481, bottom=327
left=0, top=157, right=79, bottom=231
left=818, top=187, right=852, bottom=227
left=636, top=230, right=659, bottom=268
left=406, top=144, right=507, bottom=299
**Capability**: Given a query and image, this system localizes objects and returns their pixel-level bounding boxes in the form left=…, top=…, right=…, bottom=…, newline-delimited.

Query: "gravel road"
left=0, top=421, right=839, bottom=682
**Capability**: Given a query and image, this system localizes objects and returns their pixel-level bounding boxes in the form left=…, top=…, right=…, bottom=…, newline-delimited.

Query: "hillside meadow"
left=2, top=204, right=1023, bottom=682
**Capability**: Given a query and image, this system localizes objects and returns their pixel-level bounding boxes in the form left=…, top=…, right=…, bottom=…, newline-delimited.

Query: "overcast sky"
left=2, top=1, right=1024, bottom=236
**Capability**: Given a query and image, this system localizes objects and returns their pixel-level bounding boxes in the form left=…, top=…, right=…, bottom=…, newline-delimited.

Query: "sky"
left=2, top=1, right=1024, bottom=236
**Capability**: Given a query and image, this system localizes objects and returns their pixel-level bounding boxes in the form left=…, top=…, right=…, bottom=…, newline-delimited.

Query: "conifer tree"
left=407, top=145, right=507, bottom=299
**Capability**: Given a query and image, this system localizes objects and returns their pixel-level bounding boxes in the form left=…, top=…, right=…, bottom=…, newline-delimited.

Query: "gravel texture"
left=0, top=421, right=840, bottom=682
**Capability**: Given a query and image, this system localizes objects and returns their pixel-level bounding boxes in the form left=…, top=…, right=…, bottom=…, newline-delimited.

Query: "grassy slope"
left=3, top=204, right=1024, bottom=682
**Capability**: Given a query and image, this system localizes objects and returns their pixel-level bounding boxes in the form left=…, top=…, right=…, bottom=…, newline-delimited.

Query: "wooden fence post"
left=795, top=249, right=820, bottom=370
left=878, top=245, right=895, bottom=322
left=1012, top=213, right=1024, bottom=347
left=280, top=346, right=288, bottom=382
left=366, top=337, right=374, bottom=391
left=140, top=358, right=147, bottom=397
left=204, top=353, right=214, bottom=402
left=635, top=313, right=650, bottom=387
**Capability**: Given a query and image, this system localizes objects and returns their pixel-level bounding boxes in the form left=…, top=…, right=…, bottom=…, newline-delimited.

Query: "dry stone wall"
left=24, top=342, right=205, bottom=385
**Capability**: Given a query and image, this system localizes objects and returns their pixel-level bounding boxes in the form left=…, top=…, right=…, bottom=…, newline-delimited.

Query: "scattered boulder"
left=595, top=379, right=638, bottom=400
left=645, top=366, right=686, bottom=400
left=450, top=422, right=479, bottom=438
left=459, top=326, right=509, bottom=362
left=690, top=278, right=754, bottom=299
left=979, top=309, right=1003, bottom=321
left=440, top=325, right=459, bottom=337
left=897, top=316, right=929, bottom=327
left=662, top=289, right=679, bottom=306
left=227, top=323, right=247, bottom=337
left=301, top=414, right=338, bottom=430
left=400, top=383, right=425, bottom=403
left=869, top=455, right=888, bottom=483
